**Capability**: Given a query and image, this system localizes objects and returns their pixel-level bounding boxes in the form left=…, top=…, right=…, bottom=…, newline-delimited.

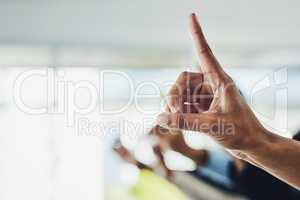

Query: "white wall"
left=0, top=0, right=299, bottom=49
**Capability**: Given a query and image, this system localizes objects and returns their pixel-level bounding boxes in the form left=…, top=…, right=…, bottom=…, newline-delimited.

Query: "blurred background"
left=0, top=0, right=300, bottom=200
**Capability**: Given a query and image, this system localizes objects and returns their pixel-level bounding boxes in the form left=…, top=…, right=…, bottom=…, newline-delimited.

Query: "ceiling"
left=0, top=0, right=299, bottom=48
left=0, top=0, right=299, bottom=68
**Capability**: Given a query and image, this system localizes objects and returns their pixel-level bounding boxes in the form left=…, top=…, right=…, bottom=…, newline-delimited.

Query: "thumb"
left=157, top=112, right=217, bottom=133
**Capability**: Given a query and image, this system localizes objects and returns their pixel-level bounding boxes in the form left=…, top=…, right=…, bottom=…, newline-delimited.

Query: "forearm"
left=243, top=130, right=300, bottom=189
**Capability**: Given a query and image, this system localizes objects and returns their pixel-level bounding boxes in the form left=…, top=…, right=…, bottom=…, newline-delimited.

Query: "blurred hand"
left=113, top=141, right=138, bottom=165
left=150, top=125, right=208, bottom=166
left=157, top=14, right=270, bottom=158
left=113, top=141, right=153, bottom=170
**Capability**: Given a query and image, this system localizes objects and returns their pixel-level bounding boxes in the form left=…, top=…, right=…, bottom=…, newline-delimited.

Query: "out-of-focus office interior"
left=0, top=1, right=300, bottom=200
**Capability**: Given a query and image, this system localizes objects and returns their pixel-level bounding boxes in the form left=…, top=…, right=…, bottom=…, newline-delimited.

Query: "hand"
left=150, top=125, right=208, bottom=166
left=113, top=141, right=138, bottom=165
left=113, top=141, right=152, bottom=170
left=157, top=14, right=270, bottom=158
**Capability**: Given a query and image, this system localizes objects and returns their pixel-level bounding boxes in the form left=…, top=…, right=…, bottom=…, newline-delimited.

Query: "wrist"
left=193, top=150, right=209, bottom=165
left=175, top=143, right=208, bottom=165
left=243, top=128, right=279, bottom=157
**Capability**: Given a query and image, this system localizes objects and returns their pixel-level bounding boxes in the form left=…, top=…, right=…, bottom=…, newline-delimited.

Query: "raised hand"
left=157, top=13, right=300, bottom=190
left=157, top=13, right=269, bottom=154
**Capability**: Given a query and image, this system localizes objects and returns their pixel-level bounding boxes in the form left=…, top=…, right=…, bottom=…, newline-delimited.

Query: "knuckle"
left=177, top=114, right=184, bottom=129
left=167, top=114, right=174, bottom=126
left=198, top=47, right=211, bottom=55
left=216, top=75, right=235, bottom=88
left=225, top=75, right=234, bottom=84
left=168, top=99, right=178, bottom=109
left=192, top=29, right=202, bottom=35
left=180, top=71, right=190, bottom=78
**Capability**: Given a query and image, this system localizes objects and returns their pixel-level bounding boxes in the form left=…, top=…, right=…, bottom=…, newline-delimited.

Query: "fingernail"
left=157, top=113, right=169, bottom=127
left=170, top=106, right=178, bottom=113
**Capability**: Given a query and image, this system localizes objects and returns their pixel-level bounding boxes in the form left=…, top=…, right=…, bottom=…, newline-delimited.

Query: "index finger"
left=190, top=13, right=223, bottom=74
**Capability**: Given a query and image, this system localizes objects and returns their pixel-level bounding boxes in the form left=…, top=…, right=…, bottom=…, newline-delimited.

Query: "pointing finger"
left=190, top=13, right=224, bottom=76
